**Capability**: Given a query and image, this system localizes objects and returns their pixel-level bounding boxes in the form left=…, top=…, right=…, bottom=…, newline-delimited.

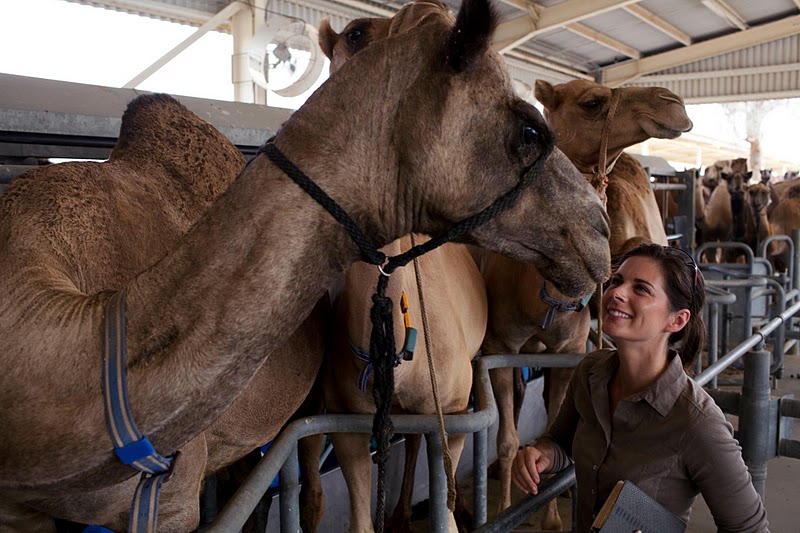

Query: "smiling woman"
left=512, top=243, right=769, bottom=533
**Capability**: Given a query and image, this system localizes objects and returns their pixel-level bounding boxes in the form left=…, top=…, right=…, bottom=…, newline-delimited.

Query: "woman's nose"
left=610, top=287, right=625, bottom=301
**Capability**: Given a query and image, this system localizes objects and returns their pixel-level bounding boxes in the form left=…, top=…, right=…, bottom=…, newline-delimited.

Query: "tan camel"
left=324, top=236, right=486, bottom=532
left=768, top=183, right=800, bottom=271
left=0, top=0, right=611, bottom=529
left=476, top=80, right=692, bottom=530
left=535, top=79, right=692, bottom=256
left=318, top=11, right=485, bottom=532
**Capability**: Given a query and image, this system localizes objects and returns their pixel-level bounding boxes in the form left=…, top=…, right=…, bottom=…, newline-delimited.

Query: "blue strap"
left=538, top=281, right=592, bottom=330
left=348, top=337, right=403, bottom=393
left=102, top=290, right=175, bottom=532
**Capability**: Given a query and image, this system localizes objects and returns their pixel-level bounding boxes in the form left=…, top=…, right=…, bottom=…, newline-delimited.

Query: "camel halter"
left=585, top=87, right=623, bottom=193
left=583, top=88, right=622, bottom=350
left=259, top=138, right=552, bottom=531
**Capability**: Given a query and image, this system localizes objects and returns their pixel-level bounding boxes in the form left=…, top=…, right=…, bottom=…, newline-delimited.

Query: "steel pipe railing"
left=473, top=466, right=576, bottom=533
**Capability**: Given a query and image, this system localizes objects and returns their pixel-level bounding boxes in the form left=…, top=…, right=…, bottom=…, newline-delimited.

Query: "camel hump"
left=786, top=183, right=800, bottom=200
left=112, top=93, right=245, bottom=201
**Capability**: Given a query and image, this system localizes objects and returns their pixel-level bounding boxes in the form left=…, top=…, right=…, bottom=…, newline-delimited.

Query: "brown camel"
left=0, top=94, right=328, bottom=532
left=697, top=159, right=757, bottom=262
left=318, top=11, right=486, bottom=532
left=0, top=0, right=611, bottom=529
left=768, top=183, right=800, bottom=271
left=477, top=80, right=692, bottom=529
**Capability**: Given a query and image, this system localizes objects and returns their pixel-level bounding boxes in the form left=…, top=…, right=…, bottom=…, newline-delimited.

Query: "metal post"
left=739, top=347, right=771, bottom=499
left=793, top=229, right=800, bottom=293
left=473, top=427, right=488, bottom=528
left=426, top=433, right=449, bottom=532
left=472, top=365, right=489, bottom=530
left=709, top=303, right=719, bottom=388
left=279, top=443, right=300, bottom=533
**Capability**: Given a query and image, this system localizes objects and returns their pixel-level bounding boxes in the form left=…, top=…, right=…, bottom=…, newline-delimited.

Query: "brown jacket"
left=538, top=349, right=769, bottom=532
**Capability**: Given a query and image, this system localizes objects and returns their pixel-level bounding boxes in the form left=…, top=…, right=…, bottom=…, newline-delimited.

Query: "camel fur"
left=0, top=0, right=611, bottom=529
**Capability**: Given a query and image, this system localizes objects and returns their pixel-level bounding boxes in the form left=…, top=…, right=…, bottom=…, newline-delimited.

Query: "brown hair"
left=617, top=244, right=706, bottom=368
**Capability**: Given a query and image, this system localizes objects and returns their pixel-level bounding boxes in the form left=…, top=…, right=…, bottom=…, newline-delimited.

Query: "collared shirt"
left=537, top=349, right=769, bottom=533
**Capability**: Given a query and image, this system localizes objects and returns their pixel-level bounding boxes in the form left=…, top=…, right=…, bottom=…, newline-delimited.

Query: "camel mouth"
left=640, top=115, right=693, bottom=139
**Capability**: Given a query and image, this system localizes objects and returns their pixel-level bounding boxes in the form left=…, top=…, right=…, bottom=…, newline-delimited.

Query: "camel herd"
left=696, top=157, right=800, bottom=268
left=0, top=0, right=794, bottom=532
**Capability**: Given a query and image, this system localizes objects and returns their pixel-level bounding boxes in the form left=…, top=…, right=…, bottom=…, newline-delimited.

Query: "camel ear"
left=318, top=18, right=338, bottom=61
left=534, top=80, right=557, bottom=109
left=445, top=0, right=497, bottom=72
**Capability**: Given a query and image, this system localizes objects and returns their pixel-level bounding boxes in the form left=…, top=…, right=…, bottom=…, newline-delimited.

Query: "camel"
left=324, top=236, right=486, bottom=532
left=475, top=79, right=692, bottom=529
left=697, top=158, right=758, bottom=262
left=317, top=11, right=487, bottom=532
left=768, top=183, right=800, bottom=271
left=0, top=0, right=611, bottom=529
left=535, top=79, right=692, bottom=257
left=0, top=94, right=329, bottom=532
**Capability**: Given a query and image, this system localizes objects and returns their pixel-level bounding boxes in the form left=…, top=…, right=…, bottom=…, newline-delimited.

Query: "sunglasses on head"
left=668, top=246, right=699, bottom=311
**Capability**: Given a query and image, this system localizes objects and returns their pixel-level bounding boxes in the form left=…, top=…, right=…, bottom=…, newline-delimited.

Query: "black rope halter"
left=258, top=139, right=551, bottom=531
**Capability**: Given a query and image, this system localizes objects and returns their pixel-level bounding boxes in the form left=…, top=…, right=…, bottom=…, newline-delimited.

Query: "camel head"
left=284, top=0, right=609, bottom=296
left=725, top=158, right=751, bottom=195
left=749, top=182, right=771, bottom=214
left=318, top=17, right=392, bottom=74
left=534, top=79, right=693, bottom=172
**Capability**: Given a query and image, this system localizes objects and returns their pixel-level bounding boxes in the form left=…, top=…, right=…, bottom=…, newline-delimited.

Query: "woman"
left=512, top=244, right=769, bottom=532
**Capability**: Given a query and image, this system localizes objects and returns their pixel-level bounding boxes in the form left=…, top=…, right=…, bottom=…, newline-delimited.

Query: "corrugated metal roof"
left=67, top=0, right=800, bottom=102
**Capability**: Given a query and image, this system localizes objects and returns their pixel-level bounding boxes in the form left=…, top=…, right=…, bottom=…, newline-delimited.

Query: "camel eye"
left=522, top=125, right=538, bottom=146
left=346, top=29, right=363, bottom=44
left=581, top=99, right=601, bottom=110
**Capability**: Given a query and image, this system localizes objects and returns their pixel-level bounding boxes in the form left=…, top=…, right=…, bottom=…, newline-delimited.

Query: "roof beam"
left=505, top=50, right=594, bottom=80
left=493, top=0, right=641, bottom=53
left=565, top=22, right=641, bottom=59
left=496, top=0, right=536, bottom=12
left=701, top=0, right=748, bottom=30
left=123, top=1, right=245, bottom=88
left=623, top=4, right=692, bottom=46
left=601, top=15, right=800, bottom=86
left=636, top=62, right=800, bottom=82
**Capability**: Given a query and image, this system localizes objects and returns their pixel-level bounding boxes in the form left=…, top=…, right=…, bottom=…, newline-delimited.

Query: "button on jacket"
left=537, top=349, right=769, bottom=533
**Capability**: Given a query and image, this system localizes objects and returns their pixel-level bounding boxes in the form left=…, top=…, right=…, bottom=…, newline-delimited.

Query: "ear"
left=445, top=0, right=497, bottom=72
left=747, top=171, right=753, bottom=179
left=534, top=80, right=557, bottom=109
left=666, top=309, right=691, bottom=333
left=318, top=18, right=339, bottom=61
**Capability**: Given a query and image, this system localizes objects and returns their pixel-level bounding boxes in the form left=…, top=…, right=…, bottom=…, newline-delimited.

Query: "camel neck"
left=123, top=151, right=372, bottom=453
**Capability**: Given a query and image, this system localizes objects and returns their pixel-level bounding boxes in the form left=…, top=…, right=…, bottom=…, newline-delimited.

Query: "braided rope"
left=410, top=234, right=457, bottom=511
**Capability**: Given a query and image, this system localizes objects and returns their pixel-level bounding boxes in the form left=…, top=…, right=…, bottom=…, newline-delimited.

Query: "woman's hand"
left=511, top=443, right=553, bottom=495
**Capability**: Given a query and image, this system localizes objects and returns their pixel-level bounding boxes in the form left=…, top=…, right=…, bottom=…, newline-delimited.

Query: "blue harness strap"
left=102, top=290, right=176, bottom=532
left=538, top=281, right=593, bottom=330
left=349, top=337, right=404, bottom=392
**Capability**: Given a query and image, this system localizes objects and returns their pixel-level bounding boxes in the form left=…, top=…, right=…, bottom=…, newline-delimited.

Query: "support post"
left=279, top=443, right=300, bottom=532
left=739, top=347, right=771, bottom=498
left=427, top=433, right=449, bottom=532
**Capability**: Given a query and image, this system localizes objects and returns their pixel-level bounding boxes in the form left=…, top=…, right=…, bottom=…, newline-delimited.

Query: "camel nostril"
left=658, top=92, right=683, bottom=105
